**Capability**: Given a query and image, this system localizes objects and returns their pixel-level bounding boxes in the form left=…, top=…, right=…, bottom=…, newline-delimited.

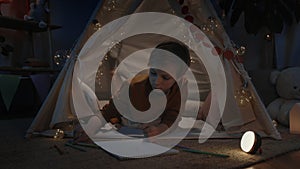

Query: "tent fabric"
left=26, top=0, right=281, bottom=139
left=25, top=58, right=76, bottom=135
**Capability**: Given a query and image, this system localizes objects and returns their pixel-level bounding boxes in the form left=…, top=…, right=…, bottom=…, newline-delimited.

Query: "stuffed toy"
left=0, top=0, right=13, bottom=16
left=0, top=35, right=14, bottom=56
left=267, top=67, right=300, bottom=126
left=24, top=0, right=49, bottom=28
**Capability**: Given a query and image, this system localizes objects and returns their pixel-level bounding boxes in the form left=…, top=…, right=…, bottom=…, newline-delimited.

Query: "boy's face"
left=149, top=68, right=176, bottom=93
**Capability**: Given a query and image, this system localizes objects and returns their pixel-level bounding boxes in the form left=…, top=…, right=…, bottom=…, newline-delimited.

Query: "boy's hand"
left=143, top=124, right=168, bottom=137
left=73, top=116, right=105, bottom=143
left=73, top=124, right=91, bottom=143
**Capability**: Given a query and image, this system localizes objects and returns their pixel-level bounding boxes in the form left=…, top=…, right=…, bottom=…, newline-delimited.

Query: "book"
left=69, top=140, right=179, bottom=160
left=118, top=126, right=145, bottom=138
left=95, top=139, right=179, bottom=160
left=93, top=126, right=145, bottom=140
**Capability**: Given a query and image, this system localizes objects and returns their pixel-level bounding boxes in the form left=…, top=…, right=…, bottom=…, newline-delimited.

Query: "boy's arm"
left=143, top=123, right=168, bottom=137
left=161, top=78, right=188, bottom=127
left=144, top=79, right=188, bottom=136
left=197, top=92, right=211, bottom=120
left=101, top=99, right=122, bottom=124
left=101, top=79, right=133, bottom=124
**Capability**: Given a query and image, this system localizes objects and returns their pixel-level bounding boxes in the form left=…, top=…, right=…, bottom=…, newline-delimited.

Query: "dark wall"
left=0, top=1, right=100, bottom=117
left=0, top=0, right=100, bottom=67
left=50, top=0, right=100, bottom=55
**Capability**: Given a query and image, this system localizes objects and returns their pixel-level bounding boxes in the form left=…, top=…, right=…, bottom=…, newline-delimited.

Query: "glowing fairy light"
left=201, top=16, right=220, bottom=33
left=234, top=87, right=253, bottom=107
left=92, top=19, right=101, bottom=30
left=53, top=129, right=64, bottom=139
left=53, top=49, right=70, bottom=68
left=236, top=46, right=246, bottom=56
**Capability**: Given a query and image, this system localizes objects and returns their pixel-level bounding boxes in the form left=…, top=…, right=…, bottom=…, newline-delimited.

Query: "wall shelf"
left=0, top=66, right=59, bottom=75
left=0, top=16, right=61, bottom=68
left=0, top=16, right=61, bottom=32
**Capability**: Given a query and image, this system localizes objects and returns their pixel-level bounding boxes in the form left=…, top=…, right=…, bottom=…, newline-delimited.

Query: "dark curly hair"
left=155, top=41, right=191, bottom=67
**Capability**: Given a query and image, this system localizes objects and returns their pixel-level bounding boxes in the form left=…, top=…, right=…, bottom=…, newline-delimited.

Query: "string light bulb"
left=54, top=129, right=64, bottom=139
left=92, top=19, right=101, bottom=30
left=265, top=33, right=272, bottom=41
left=201, top=16, right=219, bottom=32
left=236, top=46, right=246, bottom=56
left=53, top=49, right=70, bottom=69
left=272, top=120, right=278, bottom=127
left=96, top=68, right=104, bottom=89
left=234, top=87, right=253, bottom=107
left=207, top=16, right=219, bottom=30
left=106, top=0, right=119, bottom=12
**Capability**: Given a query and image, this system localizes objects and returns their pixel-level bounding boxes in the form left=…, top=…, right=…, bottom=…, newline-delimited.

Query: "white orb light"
left=240, top=131, right=261, bottom=154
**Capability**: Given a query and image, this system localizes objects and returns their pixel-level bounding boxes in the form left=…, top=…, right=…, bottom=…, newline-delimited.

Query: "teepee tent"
left=26, top=0, right=281, bottom=139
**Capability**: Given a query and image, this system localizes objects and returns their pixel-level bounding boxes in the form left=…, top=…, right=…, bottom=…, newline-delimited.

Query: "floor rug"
left=1, top=118, right=300, bottom=169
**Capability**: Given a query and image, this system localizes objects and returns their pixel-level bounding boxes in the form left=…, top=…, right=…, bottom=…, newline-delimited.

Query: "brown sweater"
left=101, top=74, right=187, bottom=127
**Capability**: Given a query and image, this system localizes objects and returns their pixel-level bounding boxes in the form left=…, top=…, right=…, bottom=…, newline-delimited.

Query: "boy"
left=74, top=41, right=191, bottom=142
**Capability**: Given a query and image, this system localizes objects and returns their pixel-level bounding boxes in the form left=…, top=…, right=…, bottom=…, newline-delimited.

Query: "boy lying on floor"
left=74, top=41, right=192, bottom=142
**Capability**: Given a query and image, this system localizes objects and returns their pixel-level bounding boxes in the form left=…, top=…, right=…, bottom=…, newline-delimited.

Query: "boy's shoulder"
left=127, top=74, right=151, bottom=95
left=129, top=74, right=149, bottom=85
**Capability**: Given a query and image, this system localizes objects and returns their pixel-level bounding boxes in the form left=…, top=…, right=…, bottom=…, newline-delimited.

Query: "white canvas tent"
left=26, top=0, right=281, bottom=139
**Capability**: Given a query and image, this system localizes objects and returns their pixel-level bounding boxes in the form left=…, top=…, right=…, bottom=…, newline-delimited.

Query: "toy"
left=267, top=67, right=300, bottom=126
left=0, top=0, right=13, bottom=16
left=0, top=35, right=14, bottom=56
left=24, top=0, right=49, bottom=28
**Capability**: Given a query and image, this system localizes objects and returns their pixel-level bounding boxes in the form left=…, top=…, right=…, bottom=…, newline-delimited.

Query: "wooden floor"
left=245, top=149, right=300, bottom=169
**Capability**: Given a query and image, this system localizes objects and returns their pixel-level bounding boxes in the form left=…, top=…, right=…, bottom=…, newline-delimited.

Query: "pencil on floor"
left=75, top=142, right=100, bottom=148
left=53, top=144, right=64, bottom=155
left=65, top=142, right=87, bottom=152
left=175, top=145, right=229, bottom=158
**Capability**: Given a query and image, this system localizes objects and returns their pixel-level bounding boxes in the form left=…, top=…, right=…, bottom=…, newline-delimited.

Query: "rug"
left=1, top=118, right=300, bottom=169
left=176, top=126, right=300, bottom=169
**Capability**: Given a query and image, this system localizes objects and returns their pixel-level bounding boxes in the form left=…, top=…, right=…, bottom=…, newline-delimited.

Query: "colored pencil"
left=65, top=142, right=87, bottom=152
left=175, top=145, right=229, bottom=158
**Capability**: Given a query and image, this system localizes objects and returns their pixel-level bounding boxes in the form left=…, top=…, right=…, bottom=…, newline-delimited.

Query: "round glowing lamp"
left=240, top=131, right=261, bottom=154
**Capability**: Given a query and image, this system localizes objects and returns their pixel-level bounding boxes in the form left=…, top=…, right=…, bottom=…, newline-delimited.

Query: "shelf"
left=0, top=16, right=61, bottom=32
left=0, top=66, right=59, bottom=75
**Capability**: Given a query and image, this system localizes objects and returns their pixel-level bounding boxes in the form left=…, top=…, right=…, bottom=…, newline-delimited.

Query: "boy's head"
left=154, top=41, right=191, bottom=67
left=148, top=41, right=190, bottom=77
left=148, top=41, right=190, bottom=92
